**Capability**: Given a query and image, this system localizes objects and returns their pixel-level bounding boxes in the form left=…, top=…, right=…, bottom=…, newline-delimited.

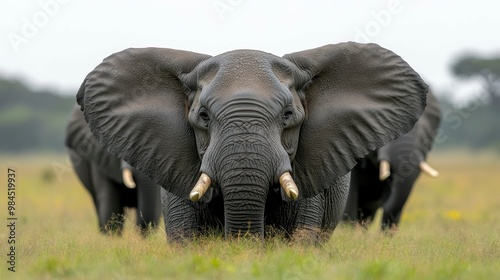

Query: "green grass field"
left=1, top=151, right=499, bottom=279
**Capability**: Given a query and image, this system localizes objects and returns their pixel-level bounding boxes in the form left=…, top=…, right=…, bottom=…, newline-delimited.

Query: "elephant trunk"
left=219, top=152, right=272, bottom=237
left=208, top=132, right=285, bottom=238
left=222, top=176, right=268, bottom=237
left=221, top=170, right=298, bottom=236
left=195, top=106, right=294, bottom=237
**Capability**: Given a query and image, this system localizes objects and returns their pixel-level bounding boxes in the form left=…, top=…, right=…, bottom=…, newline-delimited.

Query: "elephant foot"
left=100, top=214, right=126, bottom=236
left=165, top=227, right=202, bottom=244
left=99, top=227, right=122, bottom=236
left=290, top=227, right=325, bottom=245
left=224, top=232, right=265, bottom=245
left=137, top=223, right=157, bottom=238
left=355, top=220, right=371, bottom=230
left=264, top=225, right=290, bottom=241
left=382, top=224, right=398, bottom=237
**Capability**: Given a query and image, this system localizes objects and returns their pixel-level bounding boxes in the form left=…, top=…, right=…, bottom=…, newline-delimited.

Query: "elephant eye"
left=199, top=109, right=210, bottom=124
left=283, top=109, right=293, bottom=121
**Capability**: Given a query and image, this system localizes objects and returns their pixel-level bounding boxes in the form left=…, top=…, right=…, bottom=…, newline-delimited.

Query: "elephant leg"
left=161, top=188, right=200, bottom=242
left=90, top=164, right=125, bottom=235
left=70, top=151, right=123, bottom=234
left=69, top=150, right=97, bottom=203
left=271, top=173, right=350, bottom=244
left=344, top=164, right=382, bottom=228
left=293, top=173, right=350, bottom=244
left=133, top=170, right=161, bottom=236
left=357, top=206, right=378, bottom=228
left=381, top=170, right=421, bottom=230
left=322, top=173, right=350, bottom=238
left=291, top=193, right=325, bottom=244
left=353, top=163, right=388, bottom=229
left=343, top=173, right=360, bottom=224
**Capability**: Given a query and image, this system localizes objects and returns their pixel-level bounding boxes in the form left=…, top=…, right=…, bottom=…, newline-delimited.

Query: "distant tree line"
left=434, top=53, right=500, bottom=151
left=0, top=78, right=75, bottom=152
left=452, top=54, right=500, bottom=106
left=435, top=95, right=500, bottom=151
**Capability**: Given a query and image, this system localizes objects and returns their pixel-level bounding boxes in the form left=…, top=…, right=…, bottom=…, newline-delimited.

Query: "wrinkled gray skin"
left=66, top=106, right=161, bottom=236
left=343, top=91, right=442, bottom=230
left=76, top=42, right=428, bottom=242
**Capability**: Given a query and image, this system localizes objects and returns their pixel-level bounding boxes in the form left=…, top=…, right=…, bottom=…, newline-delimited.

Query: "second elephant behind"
left=343, top=91, right=442, bottom=231
left=66, top=106, right=162, bottom=235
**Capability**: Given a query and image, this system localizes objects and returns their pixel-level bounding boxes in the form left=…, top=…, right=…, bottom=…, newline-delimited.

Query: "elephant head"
left=77, top=42, right=428, bottom=237
left=377, top=90, right=442, bottom=181
left=66, top=105, right=122, bottom=183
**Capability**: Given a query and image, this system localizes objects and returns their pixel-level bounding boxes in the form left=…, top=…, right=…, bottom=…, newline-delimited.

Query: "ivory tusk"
left=379, top=160, right=391, bottom=181
left=279, top=172, right=299, bottom=200
left=419, top=161, right=439, bottom=178
left=189, top=173, right=212, bottom=202
left=122, top=168, right=136, bottom=189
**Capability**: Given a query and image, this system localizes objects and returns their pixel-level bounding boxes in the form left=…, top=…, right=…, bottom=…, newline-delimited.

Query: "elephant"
left=65, top=105, right=162, bottom=236
left=343, top=90, right=442, bottom=231
left=75, top=42, right=428, bottom=242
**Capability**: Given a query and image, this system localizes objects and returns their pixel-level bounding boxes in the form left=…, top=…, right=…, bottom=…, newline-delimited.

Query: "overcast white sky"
left=1, top=0, right=498, bottom=102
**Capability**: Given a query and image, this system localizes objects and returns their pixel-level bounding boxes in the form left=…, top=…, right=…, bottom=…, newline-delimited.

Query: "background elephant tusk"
left=419, top=161, right=439, bottom=178
left=379, top=160, right=391, bottom=181
left=122, top=168, right=136, bottom=189
left=279, top=172, right=299, bottom=200
left=189, top=173, right=212, bottom=202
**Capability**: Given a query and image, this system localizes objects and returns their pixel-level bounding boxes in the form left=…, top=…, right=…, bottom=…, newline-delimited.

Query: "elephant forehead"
left=198, top=51, right=294, bottom=112
left=206, top=50, right=285, bottom=88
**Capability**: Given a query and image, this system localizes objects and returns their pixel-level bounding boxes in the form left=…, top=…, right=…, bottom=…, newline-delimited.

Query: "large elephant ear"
left=77, top=48, right=211, bottom=198
left=284, top=42, right=428, bottom=198
left=66, top=105, right=122, bottom=183
left=376, top=91, right=441, bottom=164
left=415, top=90, right=442, bottom=158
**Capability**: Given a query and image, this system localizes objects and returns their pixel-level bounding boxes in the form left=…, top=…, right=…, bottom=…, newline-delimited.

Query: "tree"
left=0, top=77, right=75, bottom=152
left=451, top=54, right=500, bottom=106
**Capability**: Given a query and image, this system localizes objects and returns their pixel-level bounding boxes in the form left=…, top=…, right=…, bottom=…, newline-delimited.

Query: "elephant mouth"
left=189, top=172, right=298, bottom=202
